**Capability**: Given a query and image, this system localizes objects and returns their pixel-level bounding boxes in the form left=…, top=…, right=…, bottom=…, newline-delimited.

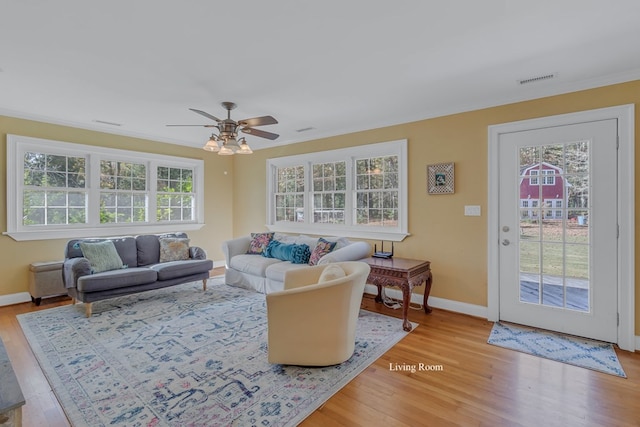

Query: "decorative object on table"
left=487, top=322, right=626, bottom=378
left=427, top=162, right=455, bottom=194
left=372, top=240, right=394, bottom=259
left=18, top=278, right=415, bottom=427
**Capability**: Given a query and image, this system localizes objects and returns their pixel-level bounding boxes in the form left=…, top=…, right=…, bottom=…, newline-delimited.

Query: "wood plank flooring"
left=1, top=275, right=639, bottom=427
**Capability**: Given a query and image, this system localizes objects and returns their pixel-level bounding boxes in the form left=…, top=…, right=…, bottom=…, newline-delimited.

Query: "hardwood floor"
left=1, top=275, right=639, bottom=427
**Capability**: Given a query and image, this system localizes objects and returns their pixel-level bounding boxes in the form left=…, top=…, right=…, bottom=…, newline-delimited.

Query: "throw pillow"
left=318, top=264, right=346, bottom=283
left=246, top=232, right=274, bottom=255
left=159, top=237, right=190, bottom=262
left=308, top=237, right=337, bottom=266
left=79, top=240, right=124, bottom=274
left=263, top=240, right=311, bottom=264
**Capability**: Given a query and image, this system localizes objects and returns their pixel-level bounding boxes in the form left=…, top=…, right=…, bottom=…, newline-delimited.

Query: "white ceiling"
left=2, top=0, right=640, bottom=151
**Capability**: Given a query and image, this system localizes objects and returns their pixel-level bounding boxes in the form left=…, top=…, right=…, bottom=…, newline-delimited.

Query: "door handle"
left=502, top=239, right=510, bottom=246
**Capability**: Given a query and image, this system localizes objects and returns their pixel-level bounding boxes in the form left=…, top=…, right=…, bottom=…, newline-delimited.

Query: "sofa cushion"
left=79, top=240, right=124, bottom=273
left=264, top=261, right=312, bottom=283
left=231, top=254, right=283, bottom=277
left=150, top=259, right=213, bottom=281
left=159, top=237, right=190, bottom=262
left=247, top=232, right=274, bottom=255
left=136, top=233, right=188, bottom=266
left=263, top=240, right=311, bottom=264
left=308, top=238, right=337, bottom=266
left=77, top=267, right=157, bottom=292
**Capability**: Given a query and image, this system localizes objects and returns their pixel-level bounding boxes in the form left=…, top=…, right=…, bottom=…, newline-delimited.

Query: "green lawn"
left=519, top=222, right=589, bottom=279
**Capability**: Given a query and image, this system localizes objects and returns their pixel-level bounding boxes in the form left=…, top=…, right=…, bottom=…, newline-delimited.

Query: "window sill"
left=266, top=223, right=409, bottom=242
left=4, top=223, right=205, bottom=242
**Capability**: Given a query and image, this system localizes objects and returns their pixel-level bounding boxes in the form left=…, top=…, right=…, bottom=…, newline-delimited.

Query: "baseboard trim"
left=0, top=292, right=32, bottom=307
left=364, top=285, right=488, bottom=318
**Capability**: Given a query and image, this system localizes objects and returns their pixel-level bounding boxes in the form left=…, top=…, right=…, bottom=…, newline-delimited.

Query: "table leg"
left=423, top=272, right=433, bottom=314
left=375, top=284, right=383, bottom=303
left=401, top=285, right=412, bottom=332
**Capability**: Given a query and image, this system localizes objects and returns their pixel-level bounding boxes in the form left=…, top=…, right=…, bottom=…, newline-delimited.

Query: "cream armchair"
left=265, top=261, right=371, bottom=366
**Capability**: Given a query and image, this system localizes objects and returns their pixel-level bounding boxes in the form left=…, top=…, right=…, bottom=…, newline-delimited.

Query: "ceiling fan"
left=167, top=101, right=279, bottom=155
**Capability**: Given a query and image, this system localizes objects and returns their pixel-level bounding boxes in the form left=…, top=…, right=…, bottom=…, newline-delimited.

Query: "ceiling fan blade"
left=166, top=124, right=218, bottom=127
left=238, top=115, right=278, bottom=127
left=189, top=108, right=221, bottom=122
left=241, top=127, right=279, bottom=140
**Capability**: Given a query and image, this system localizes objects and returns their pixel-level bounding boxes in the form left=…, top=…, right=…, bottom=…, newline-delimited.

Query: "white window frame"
left=5, top=134, right=205, bottom=241
left=266, top=139, right=408, bottom=241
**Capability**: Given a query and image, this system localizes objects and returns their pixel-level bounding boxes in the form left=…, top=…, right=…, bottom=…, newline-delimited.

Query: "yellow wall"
left=2, top=80, right=639, bottom=334
left=0, top=116, right=235, bottom=296
left=232, top=80, right=640, bottom=332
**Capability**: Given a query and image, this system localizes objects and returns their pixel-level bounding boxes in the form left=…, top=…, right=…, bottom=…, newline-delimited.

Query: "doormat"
left=18, top=279, right=415, bottom=426
left=488, top=322, right=626, bottom=378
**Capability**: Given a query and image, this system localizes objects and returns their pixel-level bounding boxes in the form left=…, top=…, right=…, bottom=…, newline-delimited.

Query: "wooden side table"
left=360, top=257, right=432, bottom=332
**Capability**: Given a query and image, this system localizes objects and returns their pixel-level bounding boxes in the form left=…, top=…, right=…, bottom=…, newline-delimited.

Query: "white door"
left=498, top=119, right=618, bottom=342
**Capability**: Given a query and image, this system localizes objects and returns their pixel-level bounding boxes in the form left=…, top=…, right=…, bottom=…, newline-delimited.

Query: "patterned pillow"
left=79, top=240, right=124, bottom=273
left=308, top=237, right=337, bottom=266
left=159, top=237, right=190, bottom=262
left=247, top=232, right=274, bottom=255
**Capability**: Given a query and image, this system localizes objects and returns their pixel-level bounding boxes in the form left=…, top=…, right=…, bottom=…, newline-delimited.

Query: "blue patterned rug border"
left=18, top=279, right=416, bottom=426
left=488, top=322, right=626, bottom=378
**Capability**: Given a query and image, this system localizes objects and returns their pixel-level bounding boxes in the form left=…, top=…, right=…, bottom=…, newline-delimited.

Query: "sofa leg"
left=71, top=297, right=76, bottom=305
left=85, top=303, right=92, bottom=318
left=202, top=279, right=207, bottom=291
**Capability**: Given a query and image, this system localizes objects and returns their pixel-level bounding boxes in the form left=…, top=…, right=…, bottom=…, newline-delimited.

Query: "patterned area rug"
left=488, top=322, right=626, bottom=378
left=18, top=279, right=414, bottom=426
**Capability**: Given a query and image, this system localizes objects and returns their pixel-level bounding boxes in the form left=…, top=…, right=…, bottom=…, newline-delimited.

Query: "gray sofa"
left=222, top=233, right=371, bottom=294
left=63, top=233, right=213, bottom=317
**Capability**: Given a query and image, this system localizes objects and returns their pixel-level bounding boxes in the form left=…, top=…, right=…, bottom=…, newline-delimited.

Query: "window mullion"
left=148, top=161, right=158, bottom=224
left=87, top=154, right=101, bottom=227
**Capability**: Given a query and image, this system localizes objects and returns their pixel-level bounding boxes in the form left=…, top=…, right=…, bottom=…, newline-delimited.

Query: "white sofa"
left=222, top=233, right=371, bottom=293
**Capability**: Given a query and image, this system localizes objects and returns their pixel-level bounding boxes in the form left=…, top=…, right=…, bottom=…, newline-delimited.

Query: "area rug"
left=488, top=322, right=626, bottom=378
left=18, top=278, right=414, bottom=426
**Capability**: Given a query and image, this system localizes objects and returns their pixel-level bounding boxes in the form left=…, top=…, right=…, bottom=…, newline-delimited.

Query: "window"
left=542, top=169, right=556, bottom=185
left=6, top=135, right=204, bottom=241
left=529, top=170, right=539, bottom=185
left=274, top=165, right=305, bottom=222
left=266, top=140, right=408, bottom=241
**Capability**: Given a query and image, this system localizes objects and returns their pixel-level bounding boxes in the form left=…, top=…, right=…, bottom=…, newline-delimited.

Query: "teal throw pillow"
left=79, top=240, right=124, bottom=274
left=263, top=240, right=311, bottom=264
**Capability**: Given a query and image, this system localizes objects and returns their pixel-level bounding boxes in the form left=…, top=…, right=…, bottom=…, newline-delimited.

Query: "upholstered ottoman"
left=29, top=261, right=67, bottom=305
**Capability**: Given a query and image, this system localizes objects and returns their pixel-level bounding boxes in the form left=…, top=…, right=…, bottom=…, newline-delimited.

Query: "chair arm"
left=221, top=236, right=251, bottom=266
left=318, top=241, right=370, bottom=265
left=282, top=264, right=327, bottom=290
left=189, top=246, right=207, bottom=260
left=62, top=258, right=91, bottom=289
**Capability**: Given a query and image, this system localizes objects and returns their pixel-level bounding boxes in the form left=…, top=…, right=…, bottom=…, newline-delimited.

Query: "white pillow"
left=318, top=264, right=346, bottom=283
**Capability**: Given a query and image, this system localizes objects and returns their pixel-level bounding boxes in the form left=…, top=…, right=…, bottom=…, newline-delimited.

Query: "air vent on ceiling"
left=518, top=73, right=557, bottom=85
left=296, top=126, right=315, bottom=133
left=93, top=119, right=122, bottom=127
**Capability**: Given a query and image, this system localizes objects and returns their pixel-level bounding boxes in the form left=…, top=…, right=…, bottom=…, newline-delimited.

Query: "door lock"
left=501, top=239, right=510, bottom=246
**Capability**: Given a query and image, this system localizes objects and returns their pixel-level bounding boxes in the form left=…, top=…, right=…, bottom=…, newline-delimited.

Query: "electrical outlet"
left=464, top=205, right=481, bottom=216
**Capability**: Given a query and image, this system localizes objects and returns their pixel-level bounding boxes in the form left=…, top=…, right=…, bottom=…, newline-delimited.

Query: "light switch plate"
left=464, top=205, right=481, bottom=216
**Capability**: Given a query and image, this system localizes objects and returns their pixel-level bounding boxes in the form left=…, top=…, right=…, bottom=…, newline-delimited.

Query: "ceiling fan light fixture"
left=203, top=135, right=220, bottom=152
left=237, top=138, right=253, bottom=154
left=218, top=144, right=234, bottom=155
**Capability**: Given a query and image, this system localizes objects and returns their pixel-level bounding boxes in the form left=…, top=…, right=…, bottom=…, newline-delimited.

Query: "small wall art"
left=427, top=162, right=455, bottom=194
